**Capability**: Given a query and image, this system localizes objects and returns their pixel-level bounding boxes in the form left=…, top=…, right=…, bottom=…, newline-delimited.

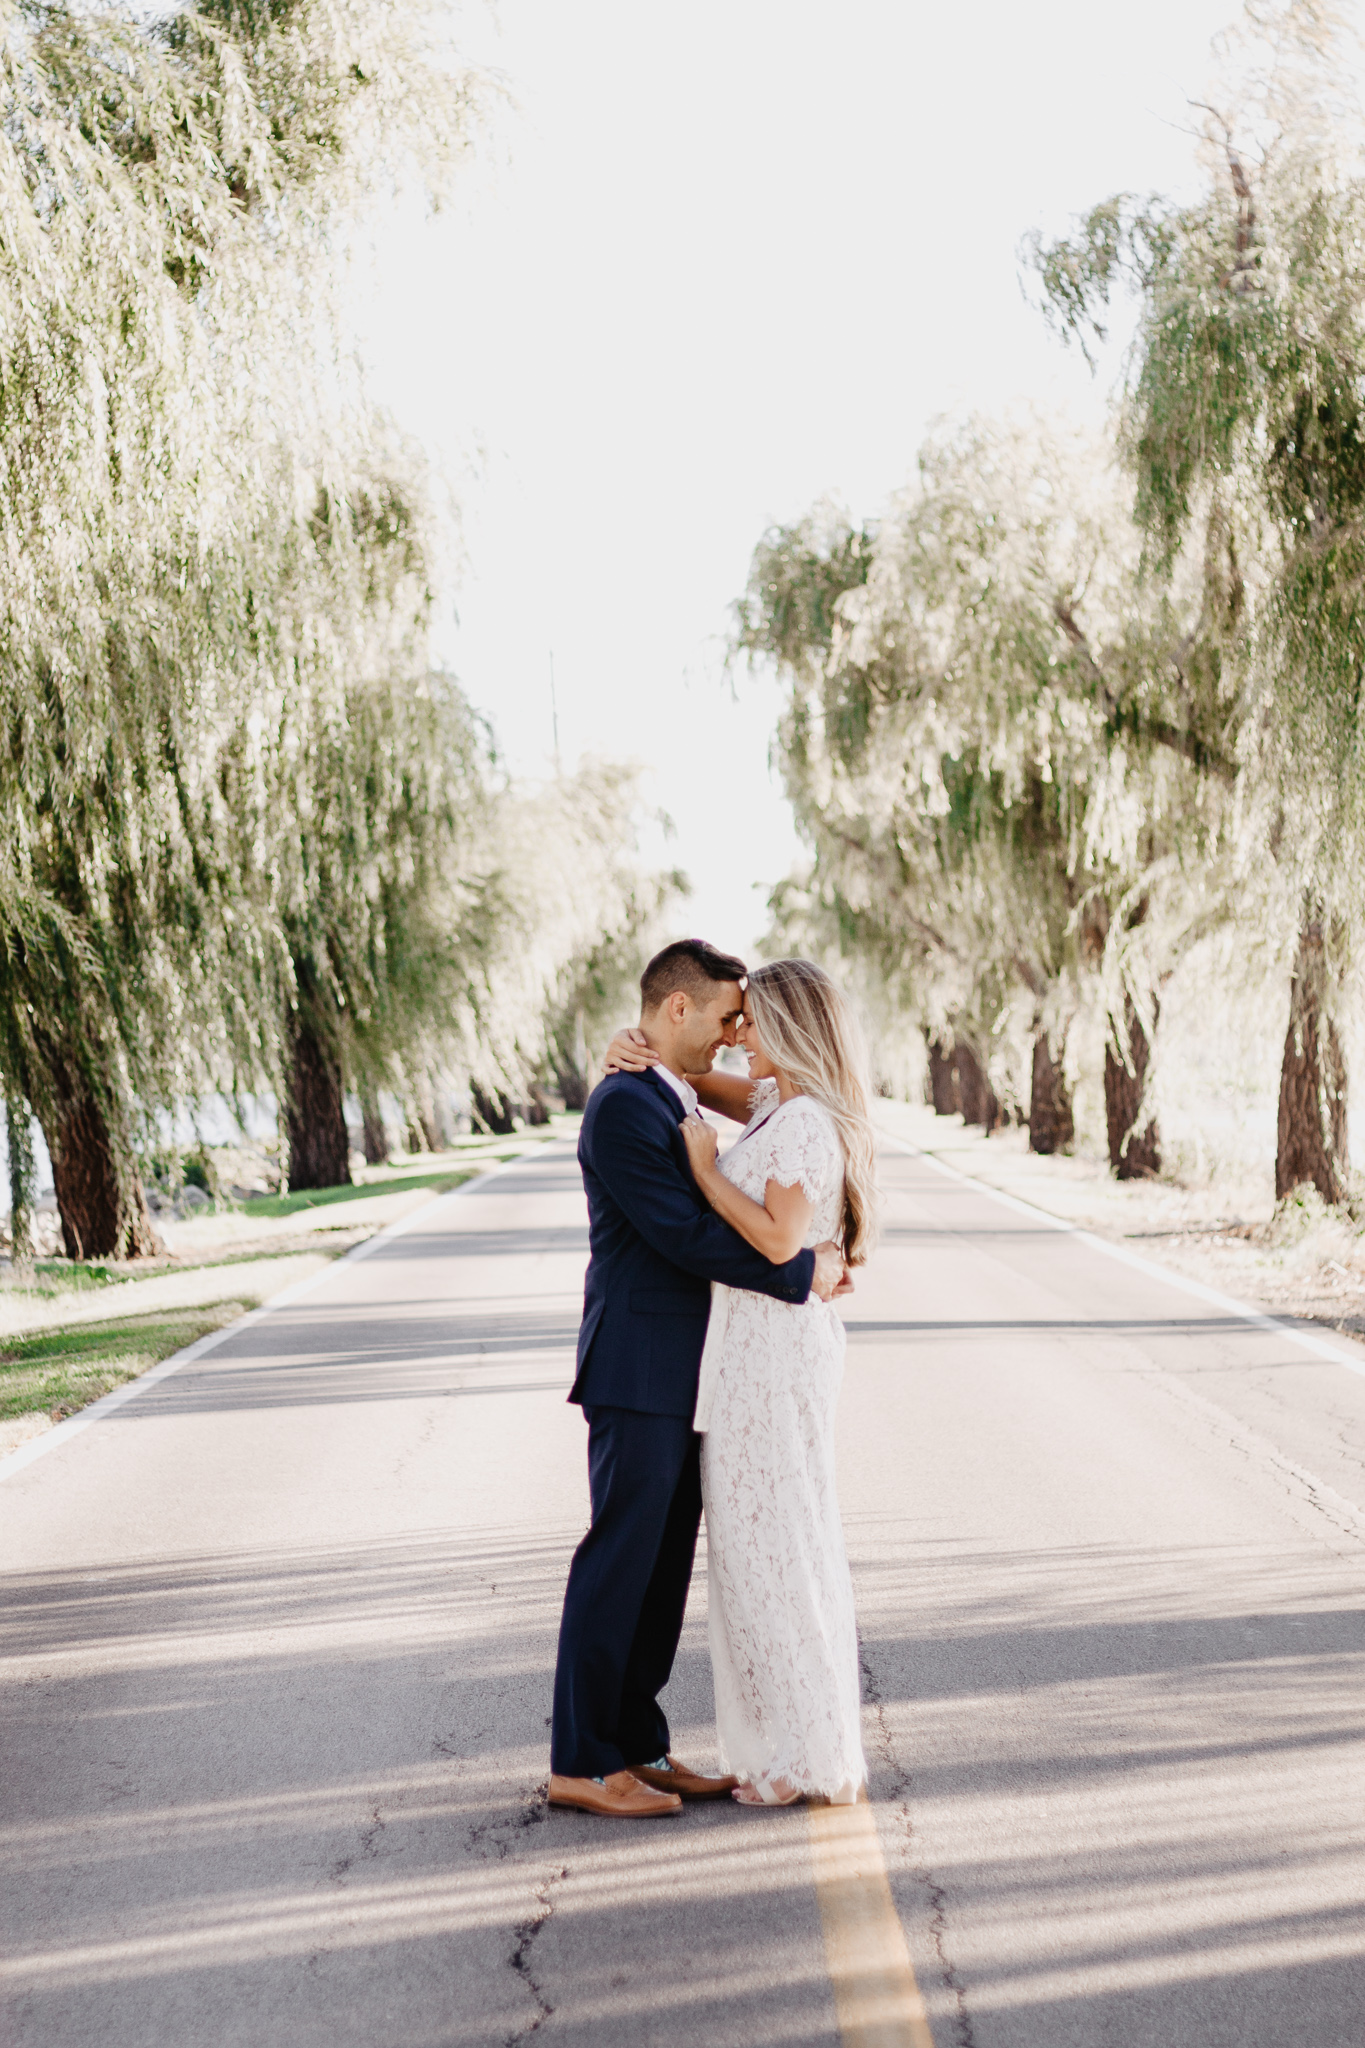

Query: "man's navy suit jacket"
left=571, top=1067, right=816, bottom=1419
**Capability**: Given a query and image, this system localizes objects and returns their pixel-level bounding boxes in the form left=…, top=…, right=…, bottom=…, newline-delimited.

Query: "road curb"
left=0, top=1139, right=567, bottom=1486
left=876, top=1122, right=1365, bottom=1385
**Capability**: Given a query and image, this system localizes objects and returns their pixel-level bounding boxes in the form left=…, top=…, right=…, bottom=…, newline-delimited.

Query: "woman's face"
left=737, top=1011, right=778, bottom=1079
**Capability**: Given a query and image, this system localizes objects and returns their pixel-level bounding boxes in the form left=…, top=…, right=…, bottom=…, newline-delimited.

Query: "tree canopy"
left=1028, top=0, right=1364, bottom=1197
left=735, top=4, right=1365, bottom=1197
left=0, top=0, right=669, bottom=1255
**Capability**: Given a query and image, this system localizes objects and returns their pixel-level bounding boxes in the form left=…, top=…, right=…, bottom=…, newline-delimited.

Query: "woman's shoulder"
left=774, top=1090, right=836, bottom=1131
left=770, top=1094, right=843, bottom=1165
left=763, top=1091, right=842, bottom=1156
left=746, top=1076, right=780, bottom=1119
left=754, top=1090, right=842, bottom=1196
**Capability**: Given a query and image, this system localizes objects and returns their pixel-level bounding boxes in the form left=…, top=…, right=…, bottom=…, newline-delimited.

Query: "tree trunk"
left=359, top=1092, right=388, bottom=1167
left=1105, top=994, right=1161, bottom=1179
left=39, top=1048, right=159, bottom=1260
left=1029, top=1030, right=1074, bottom=1155
left=5, top=1092, right=35, bottom=1276
left=284, top=1009, right=351, bottom=1192
left=1276, top=911, right=1349, bottom=1204
left=554, top=1008, right=591, bottom=1111
left=471, top=1084, right=517, bottom=1136
left=956, top=1040, right=1002, bottom=1132
left=411, top=1075, right=445, bottom=1152
left=924, top=1034, right=960, bottom=1116
left=555, top=1062, right=590, bottom=1112
left=524, top=1084, right=551, bottom=1126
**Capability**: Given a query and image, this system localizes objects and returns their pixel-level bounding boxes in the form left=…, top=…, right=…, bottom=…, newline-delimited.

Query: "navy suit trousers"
left=550, top=1405, right=701, bottom=1778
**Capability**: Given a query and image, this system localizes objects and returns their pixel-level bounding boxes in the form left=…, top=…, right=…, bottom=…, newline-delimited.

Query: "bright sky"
left=360, top=0, right=1239, bottom=960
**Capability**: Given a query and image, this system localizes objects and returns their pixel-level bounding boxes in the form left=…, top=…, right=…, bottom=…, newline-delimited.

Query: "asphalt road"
left=4, top=1135, right=1365, bottom=2047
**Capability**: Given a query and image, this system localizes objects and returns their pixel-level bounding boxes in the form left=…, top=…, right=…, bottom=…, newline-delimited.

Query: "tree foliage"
left=738, top=3, right=1365, bottom=1200
left=468, top=762, right=688, bottom=1108
left=736, top=415, right=1246, bottom=1159
left=0, top=1, right=657, bottom=1249
left=1028, top=0, right=1365, bottom=1198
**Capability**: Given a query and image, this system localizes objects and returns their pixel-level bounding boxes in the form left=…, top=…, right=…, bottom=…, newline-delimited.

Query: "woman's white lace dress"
left=696, top=1080, right=866, bottom=1804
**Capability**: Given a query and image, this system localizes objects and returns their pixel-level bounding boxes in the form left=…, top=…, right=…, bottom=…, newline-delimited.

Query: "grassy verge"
left=235, top=1162, right=485, bottom=1222
left=0, top=1302, right=252, bottom=1423
left=0, top=1127, right=575, bottom=1433
left=7, top=1161, right=497, bottom=1301
left=19, top=1242, right=312, bottom=1291
left=15, top=1260, right=120, bottom=1297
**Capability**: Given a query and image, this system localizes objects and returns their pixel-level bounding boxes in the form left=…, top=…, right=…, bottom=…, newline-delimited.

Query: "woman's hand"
left=679, top=1117, right=719, bottom=1184
left=602, top=1025, right=659, bottom=1075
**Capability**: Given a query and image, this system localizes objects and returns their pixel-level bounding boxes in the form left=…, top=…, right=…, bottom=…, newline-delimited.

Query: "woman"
left=605, top=957, right=877, bottom=1805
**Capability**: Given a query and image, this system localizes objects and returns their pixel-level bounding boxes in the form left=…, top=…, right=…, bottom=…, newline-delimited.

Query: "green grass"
left=21, top=1260, right=118, bottom=1296
left=237, top=1162, right=489, bottom=1220
left=136, top=1240, right=357, bottom=1275
left=0, top=1303, right=252, bottom=1422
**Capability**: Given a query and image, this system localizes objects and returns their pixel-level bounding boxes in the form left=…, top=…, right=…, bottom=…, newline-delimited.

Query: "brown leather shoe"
left=547, top=1770, right=682, bottom=1818
left=628, top=1755, right=740, bottom=1800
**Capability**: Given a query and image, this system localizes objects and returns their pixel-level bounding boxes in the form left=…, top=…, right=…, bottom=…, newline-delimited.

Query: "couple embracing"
left=549, top=938, right=877, bottom=1815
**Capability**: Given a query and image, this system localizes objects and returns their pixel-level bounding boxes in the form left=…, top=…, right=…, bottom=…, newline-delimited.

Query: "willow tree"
left=541, top=861, right=689, bottom=1109
left=0, top=0, right=482, bottom=1248
left=219, top=644, right=494, bottom=1189
left=0, top=3, right=232, bottom=1256
left=1029, top=0, right=1365, bottom=1202
left=454, top=761, right=689, bottom=1116
left=184, top=431, right=494, bottom=1191
left=738, top=415, right=1240, bottom=1168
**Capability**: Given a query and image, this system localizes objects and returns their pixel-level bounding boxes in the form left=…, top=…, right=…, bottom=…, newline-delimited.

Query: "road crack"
left=328, top=1803, right=388, bottom=1885
left=1153, top=1369, right=1365, bottom=1557
left=861, top=1639, right=975, bottom=2048
left=505, top=1863, right=568, bottom=2045
left=466, top=1784, right=549, bottom=1862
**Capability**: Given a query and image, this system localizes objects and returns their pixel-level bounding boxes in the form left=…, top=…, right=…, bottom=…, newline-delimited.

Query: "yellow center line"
left=809, top=1796, right=936, bottom=2048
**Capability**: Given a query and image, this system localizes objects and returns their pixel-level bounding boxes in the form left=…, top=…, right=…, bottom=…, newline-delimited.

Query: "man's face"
left=678, top=981, right=745, bottom=1073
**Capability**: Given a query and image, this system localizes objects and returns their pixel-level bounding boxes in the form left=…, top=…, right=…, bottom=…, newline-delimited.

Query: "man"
left=549, top=938, right=850, bottom=1818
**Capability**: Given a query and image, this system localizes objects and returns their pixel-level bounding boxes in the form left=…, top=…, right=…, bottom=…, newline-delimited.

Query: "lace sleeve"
left=746, top=1076, right=780, bottom=1120
left=757, top=1098, right=842, bottom=1204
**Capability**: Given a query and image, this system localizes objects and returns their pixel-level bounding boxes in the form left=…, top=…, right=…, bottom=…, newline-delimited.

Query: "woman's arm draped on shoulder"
left=688, top=1070, right=755, bottom=1122
left=600, top=1026, right=753, bottom=1124
left=586, top=1086, right=815, bottom=1301
left=601, top=1026, right=657, bottom=1075
left=600, top=1028, right=753, bottom=1124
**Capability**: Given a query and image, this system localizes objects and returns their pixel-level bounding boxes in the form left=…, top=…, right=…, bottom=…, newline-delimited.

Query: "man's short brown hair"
left=639, top=938, right=747, bottom=1015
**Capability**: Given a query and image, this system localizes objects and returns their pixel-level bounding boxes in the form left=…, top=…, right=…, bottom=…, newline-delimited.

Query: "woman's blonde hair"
left=743, top=958, right=878, bottom=1265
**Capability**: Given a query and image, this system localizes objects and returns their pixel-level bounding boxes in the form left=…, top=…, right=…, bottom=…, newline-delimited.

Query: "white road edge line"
left=875, top=1122, right=1365, bottom=1382
left=0, top=1140, right=566, bottom=1485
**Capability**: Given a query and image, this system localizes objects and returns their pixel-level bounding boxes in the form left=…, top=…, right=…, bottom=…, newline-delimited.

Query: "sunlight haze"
left=361, top=0, right=1240, bottom=958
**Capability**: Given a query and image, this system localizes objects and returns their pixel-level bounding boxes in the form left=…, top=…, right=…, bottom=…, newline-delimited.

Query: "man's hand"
left=812, top=1241, right=853, bottom=1302
left=679, top=1117, right=719, bottom=1178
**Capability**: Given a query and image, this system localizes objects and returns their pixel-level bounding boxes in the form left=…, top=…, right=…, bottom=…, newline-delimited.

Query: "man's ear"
left=667, top=989, right=689, bottom=1025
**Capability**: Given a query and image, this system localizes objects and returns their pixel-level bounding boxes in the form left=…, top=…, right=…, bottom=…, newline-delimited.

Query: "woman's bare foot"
left=732, top=1776, right=803, bottom=1806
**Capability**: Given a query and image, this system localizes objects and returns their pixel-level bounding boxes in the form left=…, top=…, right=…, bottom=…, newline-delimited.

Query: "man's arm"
left=588, top=1089, right=815, bottom=1302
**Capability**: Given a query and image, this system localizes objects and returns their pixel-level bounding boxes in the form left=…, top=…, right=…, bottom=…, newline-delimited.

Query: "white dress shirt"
left=654, top=1064, right=702, bottom=1119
